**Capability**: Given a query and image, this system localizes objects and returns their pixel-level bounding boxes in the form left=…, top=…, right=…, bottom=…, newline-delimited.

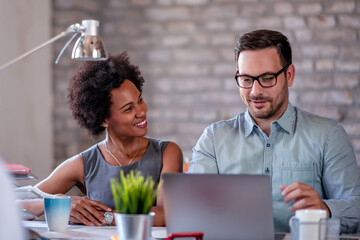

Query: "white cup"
left=44, top=196, right=71, bottom=231
left=289, top=209, right=327, bottom=240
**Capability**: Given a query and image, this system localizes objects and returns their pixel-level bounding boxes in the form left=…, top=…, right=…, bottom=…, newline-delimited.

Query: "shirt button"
left=265, top=168, right=270, bottom=174
left=266, top=143, right=271, bottom=147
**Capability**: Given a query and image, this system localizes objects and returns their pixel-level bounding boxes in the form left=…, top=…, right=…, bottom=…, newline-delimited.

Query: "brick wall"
left=53, top=0, right=360, bottom=167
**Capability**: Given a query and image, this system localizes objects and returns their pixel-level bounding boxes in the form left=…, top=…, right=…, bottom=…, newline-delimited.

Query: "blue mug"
left=44, top=196, right=71, bottom=231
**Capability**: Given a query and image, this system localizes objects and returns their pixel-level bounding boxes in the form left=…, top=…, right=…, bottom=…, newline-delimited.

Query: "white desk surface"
left=23, top=220, right=360, bottom=240
left=23, top=220, right=167, bottom=240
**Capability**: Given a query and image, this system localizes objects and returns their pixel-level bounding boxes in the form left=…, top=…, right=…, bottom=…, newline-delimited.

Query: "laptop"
left=162, top=173, right=276, bottom=240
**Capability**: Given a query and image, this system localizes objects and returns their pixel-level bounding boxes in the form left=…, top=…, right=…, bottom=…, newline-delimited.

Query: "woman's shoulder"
left=79, top=142, right=102, bottom=160
left=146, top=138, right=182, bottom=157
left=147, top=138, right=170, bottom=151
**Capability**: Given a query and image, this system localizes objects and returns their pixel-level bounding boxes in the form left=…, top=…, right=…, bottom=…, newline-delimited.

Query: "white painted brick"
left=298, top=3, right=322, bottom=15
left=231, top=18, right=254, bottom=31
left=302, top=45, right=339, bottom=57
left=283, top=16, right=305, bottom=29
left=339, top=15, right=360, bottom=28
left=131, top=0, right=151, bottom=6
left=52, top=0, right=360, bottom=166
left=325, top=1, right=356, bottom=13
left=303, top=91, right=352, bottom=106
left=205, top=21, right=227, bottom=31
left=168, top=64, right=211, bottom=76
left=343, top=123, right=360, bottom=137
left=274, top=2, right=294, bottom=15
left=177, top=122, right=209, bottom=135
left=284, top=16, right=306, bottom=29
left=293, top=59, right=313, bottom=72
left=335, top=61, right=360, bottom=72
left=200, top=5, right=238, bottom=19
left=148, top=50, right=171, bottom=63
left=192, top=34, right=210, bottom=45
left=162, top=36, right=191, bottom=47
left=308, top=15, right=336, bottom=29
left=315, top=59, right=334, bottom=72
left=108, top=0, right=129, bottom=8
left=220, top=48, right=238, bottom=62
left=315, top=29, right=357, bottom=41
left=341, top=45, right=360, bottom=58
left=150, top=122, right=176, bottom=135
left=151, top=94, right=172, bottom=106
left=54, top=0, right=100, bottom=11
left=174, top=78, right=222, bottom=92
left=334, top=74, right=359, bottom=89
left=173, top=49, right=218, bottom=63
left=162, top=108, right=191, bottom=121
left=293, top=74, right=332, bottom=90
left=175, top=0, right=208, bottom=5
left=240, top=3, right=267, bottom=17
left=192, top=109, right=218, bottom=122
left=200, top=91, right=240, bottom=104
left=156, top=0, right=173, bottom=6
left=129, top=38, right=153, bottom=48
left=166, top=22, right=197, bottom=33
left=294, top=29, right=313, bottom=41
left=145, top=7, right=191, bottom=21
left=256, top=17, right=283, bottom=28
left=213, top=64, right=235, bottom=75
left=211, top=34, right=235, bottom=46
left=329, top=90, right=354, bottom=105
left=154, top=78, right=173, bottom=92
left=224, top=77, right=239, bottom=91
left=348, top=107, right=360, bottom=119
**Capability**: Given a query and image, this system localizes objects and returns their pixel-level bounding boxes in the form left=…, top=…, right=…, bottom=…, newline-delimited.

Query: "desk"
left=23, top=221, right=360, bottom=240
left=23, top=221, right=166, bottom=240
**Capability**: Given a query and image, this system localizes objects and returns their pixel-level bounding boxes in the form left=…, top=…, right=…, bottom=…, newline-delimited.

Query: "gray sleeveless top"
left=81, top=138, right=168, bottom=209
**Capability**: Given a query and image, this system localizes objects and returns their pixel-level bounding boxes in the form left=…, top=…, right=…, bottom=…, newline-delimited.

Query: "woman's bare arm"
left=151, top=142, right=183, bottom=226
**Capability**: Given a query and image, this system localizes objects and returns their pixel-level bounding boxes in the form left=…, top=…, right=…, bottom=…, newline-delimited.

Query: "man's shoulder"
left=207, top=113, right=244, bottom=131
left=295, top=106, right=338, bottom=129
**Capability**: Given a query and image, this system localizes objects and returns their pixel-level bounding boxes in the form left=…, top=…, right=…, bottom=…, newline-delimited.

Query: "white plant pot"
left=114, top=212, right=155, bottom=240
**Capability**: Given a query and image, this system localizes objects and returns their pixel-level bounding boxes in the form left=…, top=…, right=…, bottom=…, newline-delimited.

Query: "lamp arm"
left=0, top=23, right=85, bottom=71
left=55, top=32, right=80, bottom=64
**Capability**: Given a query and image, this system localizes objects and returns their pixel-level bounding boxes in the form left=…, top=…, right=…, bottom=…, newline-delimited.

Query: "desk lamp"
left=0, top=19, right=108, bottom=71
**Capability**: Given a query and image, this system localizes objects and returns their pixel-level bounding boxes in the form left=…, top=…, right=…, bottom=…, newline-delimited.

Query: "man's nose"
left=250, top=80, right=264, bottom=95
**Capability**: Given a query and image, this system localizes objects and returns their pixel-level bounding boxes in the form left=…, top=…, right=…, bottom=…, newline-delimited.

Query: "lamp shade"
left=72, top=20, right=107, bottom=61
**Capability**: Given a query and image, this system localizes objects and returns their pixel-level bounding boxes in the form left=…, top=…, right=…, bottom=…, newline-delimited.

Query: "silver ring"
left=104, top=212, right=113, bottom=225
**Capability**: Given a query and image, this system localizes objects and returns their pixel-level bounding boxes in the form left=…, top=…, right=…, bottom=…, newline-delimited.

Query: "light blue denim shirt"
left=189, top=103, right=360, bottom=233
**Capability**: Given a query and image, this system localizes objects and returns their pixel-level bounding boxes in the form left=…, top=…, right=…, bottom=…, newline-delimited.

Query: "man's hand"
left=281, top=182, right=330, bottom=217
left=68, top=196, right=112, bottom=226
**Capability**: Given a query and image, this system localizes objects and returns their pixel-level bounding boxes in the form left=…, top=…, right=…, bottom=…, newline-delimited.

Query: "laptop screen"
left=163, top=173, right=275, bottom=240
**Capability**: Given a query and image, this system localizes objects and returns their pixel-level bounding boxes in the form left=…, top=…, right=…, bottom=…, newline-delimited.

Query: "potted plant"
left=111, top=170, right=158, bottom=240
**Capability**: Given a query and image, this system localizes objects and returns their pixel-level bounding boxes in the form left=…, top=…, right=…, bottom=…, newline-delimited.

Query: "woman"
left=23, top=51, right=183, bottom=226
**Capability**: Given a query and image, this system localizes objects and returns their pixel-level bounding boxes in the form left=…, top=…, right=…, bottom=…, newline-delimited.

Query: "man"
left=188, top=29, right=360, bottom=233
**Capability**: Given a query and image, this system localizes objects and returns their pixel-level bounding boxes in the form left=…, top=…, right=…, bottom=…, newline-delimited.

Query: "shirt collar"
left=244, top=103, right=296, bottom=137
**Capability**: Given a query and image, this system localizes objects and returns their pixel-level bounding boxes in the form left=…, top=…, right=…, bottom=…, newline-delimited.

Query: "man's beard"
left=247, top=85, right=288, bottom=120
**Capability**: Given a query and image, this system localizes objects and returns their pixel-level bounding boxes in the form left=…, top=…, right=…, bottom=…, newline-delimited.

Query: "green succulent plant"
left=110, top=170, right=158, bottom=214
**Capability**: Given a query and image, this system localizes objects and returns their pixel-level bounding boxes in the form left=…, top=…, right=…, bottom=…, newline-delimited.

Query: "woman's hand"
left=69, top=196, right=112, bottom=226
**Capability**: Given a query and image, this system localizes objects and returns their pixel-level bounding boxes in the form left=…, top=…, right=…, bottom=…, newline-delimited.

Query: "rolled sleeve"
left=323, top=122, right=360, bottom=233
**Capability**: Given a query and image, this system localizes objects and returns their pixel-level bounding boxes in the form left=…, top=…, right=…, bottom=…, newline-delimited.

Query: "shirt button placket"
left=264, top=142, right=271, bottom=175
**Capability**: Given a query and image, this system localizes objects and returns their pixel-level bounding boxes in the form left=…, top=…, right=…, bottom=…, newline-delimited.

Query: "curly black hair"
left=67, top=51, right=144, bottom=137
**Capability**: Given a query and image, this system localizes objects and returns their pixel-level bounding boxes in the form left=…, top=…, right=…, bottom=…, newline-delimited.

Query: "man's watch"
left=104, top=212, right=114, bottom=225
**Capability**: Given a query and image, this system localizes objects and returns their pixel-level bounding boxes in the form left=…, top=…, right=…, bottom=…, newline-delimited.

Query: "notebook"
left=162, top=173, right=275, bottom=240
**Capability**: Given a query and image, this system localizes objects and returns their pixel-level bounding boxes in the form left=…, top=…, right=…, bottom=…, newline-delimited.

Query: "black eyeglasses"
left=234, top=64, right=290, bottom=89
